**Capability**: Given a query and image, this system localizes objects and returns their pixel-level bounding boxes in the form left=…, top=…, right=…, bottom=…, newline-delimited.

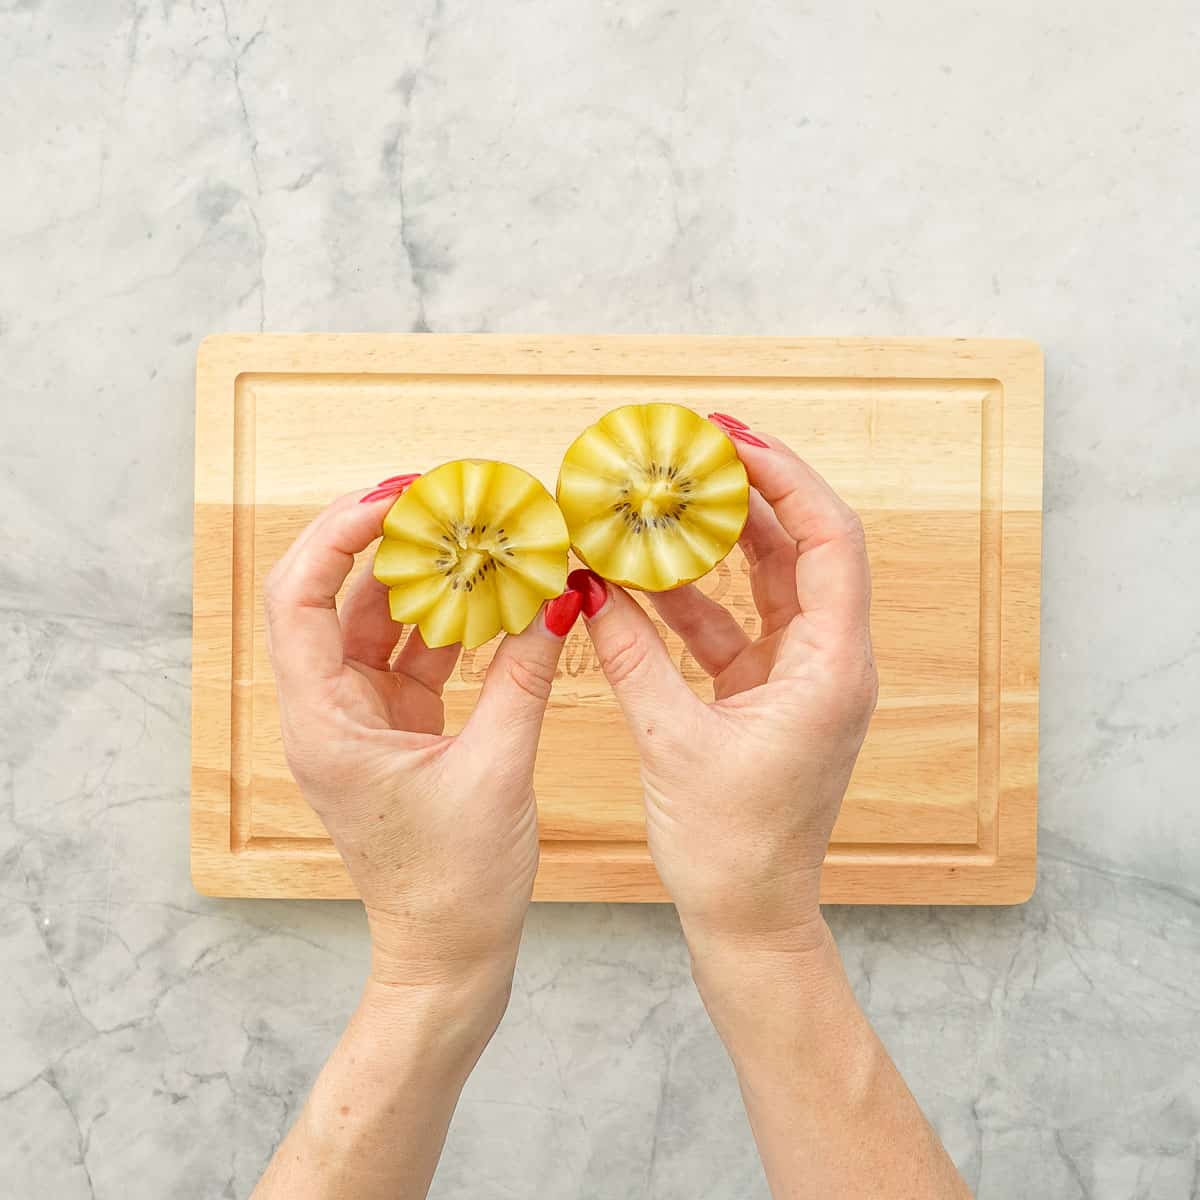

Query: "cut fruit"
left=556, top=403, right=750, bottom=591
left=373, top=460, right=570, bottom=649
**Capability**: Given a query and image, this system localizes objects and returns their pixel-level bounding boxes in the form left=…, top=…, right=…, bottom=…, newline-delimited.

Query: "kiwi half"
left=373, top=459, right=570, bottom=649
left=556, top=403, right=750, bottom=591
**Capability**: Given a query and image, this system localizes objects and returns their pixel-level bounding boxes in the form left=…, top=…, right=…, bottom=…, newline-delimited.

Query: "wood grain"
left=192, top=335, right=1042, bottom=903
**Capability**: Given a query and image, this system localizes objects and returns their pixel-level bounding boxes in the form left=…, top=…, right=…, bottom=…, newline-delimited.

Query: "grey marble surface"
left=2, top=1, right=1198, bottom=1197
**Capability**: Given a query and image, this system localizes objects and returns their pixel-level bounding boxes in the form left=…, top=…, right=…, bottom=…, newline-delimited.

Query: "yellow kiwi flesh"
left=374, top=460, right=570, bottom=649
left=556, top=403, right=750, bottom=591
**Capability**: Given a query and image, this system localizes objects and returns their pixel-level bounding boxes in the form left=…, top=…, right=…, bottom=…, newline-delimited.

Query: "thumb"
left=462, top=589, right=583, bottom=761
left=570, top=569, right=700, bottom=746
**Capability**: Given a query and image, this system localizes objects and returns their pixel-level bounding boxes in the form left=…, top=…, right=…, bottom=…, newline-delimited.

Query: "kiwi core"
left=434, top=521, right=512, bottom=591
left=617, top=463, right=695, bottom=532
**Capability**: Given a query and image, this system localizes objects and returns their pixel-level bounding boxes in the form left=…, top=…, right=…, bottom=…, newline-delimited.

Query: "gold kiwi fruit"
left=373, top=460, right=570, bottom=649
left=556, top=403, right=749, bottom=591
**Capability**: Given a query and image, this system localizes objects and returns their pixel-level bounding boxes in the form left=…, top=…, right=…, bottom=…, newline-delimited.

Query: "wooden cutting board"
left=192, top=335, right=1042, bottom=904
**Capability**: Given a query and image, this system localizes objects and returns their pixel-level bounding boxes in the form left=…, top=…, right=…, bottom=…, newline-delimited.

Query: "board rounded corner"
left=190, top=849, right=232, bottom=898
left=1003, top=861, right=1038, bottom=906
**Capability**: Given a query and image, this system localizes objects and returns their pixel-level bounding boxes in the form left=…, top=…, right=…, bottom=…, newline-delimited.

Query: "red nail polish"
left=544, top=588, right=583, bottom=637
left=708, top=411, right=750, bottom=431
left=360, top=484, right=405, bottom=504
left=567, top=568, right=608, bottom=618
left=375, top=472, right=421, bottom=488
left=727, top=427, right=770, bottom=449
left=359, top=476, right=419, bottom=504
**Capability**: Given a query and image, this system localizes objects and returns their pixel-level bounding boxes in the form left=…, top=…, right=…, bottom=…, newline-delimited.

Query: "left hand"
left=263, top=486, right=582, bottom=995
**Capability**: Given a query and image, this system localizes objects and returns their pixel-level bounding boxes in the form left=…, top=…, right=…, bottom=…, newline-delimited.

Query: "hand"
left=263, top=484, right=583, bottom=994
left=572, top=418, right=877, bottom=953
left=257, top=488, right=584, bottom=1200
left=573, top=427, right=970, bottom=1200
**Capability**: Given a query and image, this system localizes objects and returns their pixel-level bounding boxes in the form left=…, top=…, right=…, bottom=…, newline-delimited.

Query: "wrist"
left=281, top=971, right=509, bottom=1194
left=666, top=856, right=826, bottom=964
left=365, top=901, right=524, bottom=992
left=297, top=973, right=507, bottom=1135
left=680, top=882, right=830, bottom=992
left=685, top=915, right=844, bottom=1050
left=358, top=957, right=516, bottom=1078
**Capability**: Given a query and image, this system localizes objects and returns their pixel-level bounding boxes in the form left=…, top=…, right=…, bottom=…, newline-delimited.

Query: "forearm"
left=254, top=971, right=510, bottom=1200
left=689, top=920, right=970, bottom=1200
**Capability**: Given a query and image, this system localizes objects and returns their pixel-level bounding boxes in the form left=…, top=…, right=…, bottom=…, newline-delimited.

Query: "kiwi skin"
left=556, top=404, right=750, bottom=593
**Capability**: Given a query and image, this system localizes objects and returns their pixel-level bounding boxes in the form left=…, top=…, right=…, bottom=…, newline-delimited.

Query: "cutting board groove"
left=192, top=336, right=1042, bottom=903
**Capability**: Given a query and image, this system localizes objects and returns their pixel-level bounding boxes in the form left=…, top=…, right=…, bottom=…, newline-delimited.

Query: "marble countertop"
left=3, top=2, right=1197, bottom=1197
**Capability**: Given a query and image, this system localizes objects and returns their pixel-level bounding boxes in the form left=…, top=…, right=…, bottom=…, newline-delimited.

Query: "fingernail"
left=375, top=472, right=421, bottom=488
left=567, top=568, right=608, bottom=619
left=708, top=411, right=750, bottom=430
left=359, top=475, right=419, bottom=504
left=544, top=588, right=583, bottom=637
left=726, top=427, right=770, bottom=449
left=709, top=413, right=770, bottom=448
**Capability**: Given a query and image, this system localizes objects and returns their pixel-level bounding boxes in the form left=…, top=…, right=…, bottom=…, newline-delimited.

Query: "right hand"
left=572, top=418, right=877, bottom=953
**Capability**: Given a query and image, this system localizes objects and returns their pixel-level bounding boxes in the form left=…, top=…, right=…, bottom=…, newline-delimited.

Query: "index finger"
left=721, top=426, right=872, bottom=641
left=263, top=490, right=394, bottom=688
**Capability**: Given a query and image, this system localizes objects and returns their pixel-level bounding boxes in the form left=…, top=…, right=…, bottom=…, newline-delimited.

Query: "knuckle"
left=280, top=730, right=319, bottom=790
left=805, top=642, right=878, bottom=730
left=841, top=508, right=867, bottom=544
left=503, top=654, right=555, bottom=704
left=280, top=711, right=362, bottom=803
left=262, top=566, right=288, bottom=618
left=843, top=655, right=879, bottom=727
left=601, top=631, right=652, bottom=687
left=852, top=668, right=879, bottom=726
